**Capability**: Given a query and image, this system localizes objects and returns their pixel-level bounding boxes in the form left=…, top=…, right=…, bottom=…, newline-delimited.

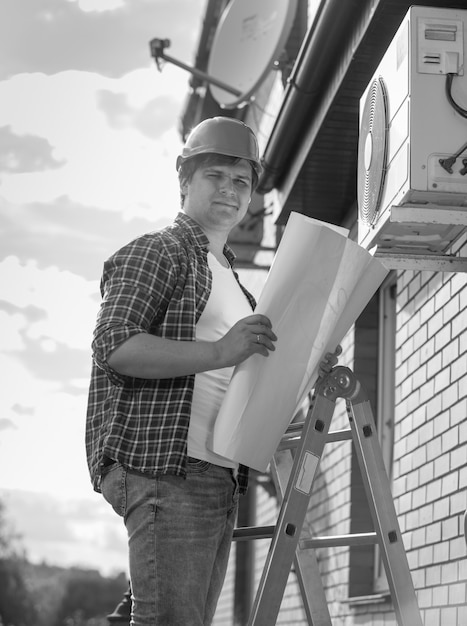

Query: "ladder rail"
left=346, top=395, right=423, bottom=626
left=271, top=450, right=332, bottom=626
left=247, top=385, right=340, bottom=625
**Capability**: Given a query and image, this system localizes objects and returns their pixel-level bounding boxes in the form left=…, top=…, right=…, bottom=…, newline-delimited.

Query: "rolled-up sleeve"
left=91, top=234, right=179, bottom=384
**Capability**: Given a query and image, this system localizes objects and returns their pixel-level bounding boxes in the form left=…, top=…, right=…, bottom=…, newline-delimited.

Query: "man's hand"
left=318, top=345, right=342, bottom=379
left=215, top=314, right=277, bottom=367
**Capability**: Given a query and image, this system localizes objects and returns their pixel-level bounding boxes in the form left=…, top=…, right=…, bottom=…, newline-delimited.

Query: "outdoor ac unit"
left=357, top=5, right=467, bottom=256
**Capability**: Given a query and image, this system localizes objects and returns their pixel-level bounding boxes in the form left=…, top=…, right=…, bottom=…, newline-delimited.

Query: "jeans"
left=101, top=458, right=240, bottom=625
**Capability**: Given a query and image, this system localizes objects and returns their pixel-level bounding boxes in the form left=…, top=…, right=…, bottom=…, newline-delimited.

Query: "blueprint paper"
left=210, top=212, right=389, bottom=472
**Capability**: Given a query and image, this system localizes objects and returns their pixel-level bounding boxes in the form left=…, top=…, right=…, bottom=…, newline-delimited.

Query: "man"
left=86, top=117, right=278, bottom=625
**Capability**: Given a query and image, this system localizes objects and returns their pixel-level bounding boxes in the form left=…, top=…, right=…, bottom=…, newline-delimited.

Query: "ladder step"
left=233, top=526, right=378, bottom=548
left=278, top=427, right=352, bottom=450
left=233, top=525, right=275, bottom=540
left=299, top=532, right=378, bottom=549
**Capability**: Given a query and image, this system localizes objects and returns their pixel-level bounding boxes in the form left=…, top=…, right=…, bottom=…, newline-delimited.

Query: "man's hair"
left=178, top=153, right=258, bottom=207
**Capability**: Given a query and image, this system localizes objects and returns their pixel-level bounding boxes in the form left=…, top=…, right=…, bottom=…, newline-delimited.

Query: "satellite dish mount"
left=149, top=38, right=242, bottom=99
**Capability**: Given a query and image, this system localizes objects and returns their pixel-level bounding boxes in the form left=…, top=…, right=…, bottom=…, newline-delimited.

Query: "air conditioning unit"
left=358, top=5, right=467, bottom=257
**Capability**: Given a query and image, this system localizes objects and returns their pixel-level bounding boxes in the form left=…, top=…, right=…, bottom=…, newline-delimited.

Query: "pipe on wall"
left=257, top=0, right=375, bottom=195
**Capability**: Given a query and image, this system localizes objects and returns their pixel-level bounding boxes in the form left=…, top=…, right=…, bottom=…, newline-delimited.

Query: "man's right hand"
left=215, top=314, right=277, bottom=367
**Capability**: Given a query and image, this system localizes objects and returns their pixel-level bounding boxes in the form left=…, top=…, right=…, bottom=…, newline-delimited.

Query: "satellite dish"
left=358, top=77, right=389, bottom=226
left=207, top=0, right=298, bottom=109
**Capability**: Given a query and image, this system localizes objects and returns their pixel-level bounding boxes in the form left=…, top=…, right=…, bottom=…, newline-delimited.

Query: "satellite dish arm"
left=149, top=38, right=242, bottom=98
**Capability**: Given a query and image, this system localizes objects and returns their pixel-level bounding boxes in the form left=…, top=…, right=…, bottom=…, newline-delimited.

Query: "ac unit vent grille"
left=358, top=77, right=389, bottom=225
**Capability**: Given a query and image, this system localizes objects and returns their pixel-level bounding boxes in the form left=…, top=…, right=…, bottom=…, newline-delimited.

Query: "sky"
left=0, top=0, right=209, bottom=576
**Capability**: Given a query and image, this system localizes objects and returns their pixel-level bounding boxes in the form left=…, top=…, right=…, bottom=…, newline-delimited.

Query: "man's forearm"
left=106, top=313, right=276, bottom=380
left=107, top=332, right=222, bottom=379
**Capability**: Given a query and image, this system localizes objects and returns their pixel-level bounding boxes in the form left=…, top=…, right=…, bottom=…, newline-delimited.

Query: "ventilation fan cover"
left=357, top=77, right=389, bottom=226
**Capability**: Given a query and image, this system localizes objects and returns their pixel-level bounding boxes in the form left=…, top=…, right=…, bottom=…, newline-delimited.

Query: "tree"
left=0, top=500, right=38, bottom=626
left=0, top=499, right=127, bottom=626
left=53, top=569, right=127, bottom=626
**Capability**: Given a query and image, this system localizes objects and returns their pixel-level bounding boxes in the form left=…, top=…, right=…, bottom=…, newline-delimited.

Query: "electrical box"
left=357, top=6, right=467, bottom=256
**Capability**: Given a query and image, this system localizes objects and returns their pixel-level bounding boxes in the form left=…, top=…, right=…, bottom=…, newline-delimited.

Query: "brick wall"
left=302, top=238, right=465, bottom=625
left=393, top=235, right=467, bottom=626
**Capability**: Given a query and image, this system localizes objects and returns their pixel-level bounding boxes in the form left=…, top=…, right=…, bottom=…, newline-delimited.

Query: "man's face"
left=182, top=159, right=253, bottom=235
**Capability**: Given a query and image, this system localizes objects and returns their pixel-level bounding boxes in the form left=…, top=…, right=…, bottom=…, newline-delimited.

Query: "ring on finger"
left=256, top=334, right=261, bottom=344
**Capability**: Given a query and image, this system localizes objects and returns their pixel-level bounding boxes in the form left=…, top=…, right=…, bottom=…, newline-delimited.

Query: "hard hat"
left=176, top=117, right=262, bottom=178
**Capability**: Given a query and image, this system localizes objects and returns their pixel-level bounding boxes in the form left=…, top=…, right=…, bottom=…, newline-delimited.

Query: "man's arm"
left=107, top=313, right=277, bottom=379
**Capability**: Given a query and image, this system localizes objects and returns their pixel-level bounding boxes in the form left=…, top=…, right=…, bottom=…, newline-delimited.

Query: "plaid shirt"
left=86, top=212, right=255, bottom=494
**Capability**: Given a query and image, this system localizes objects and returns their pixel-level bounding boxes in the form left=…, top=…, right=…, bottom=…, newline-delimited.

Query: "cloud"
left=0, top=359, right=91, bottom=492
left=0, top=71, right=186, bottom=216
left=14, top=334, right=92, bottom=391
left=97, top=90, right=178, bottom=140
left=0, top=309, right=29, bottom=351
left=0, top=0, right=204, bottom=79
left=74, top=0, right=126, bottom=12
left=0, top=488, right=128, bottom=574
left=11, top=404, right=34, bottom=416
left=0, top=255, right=95, bottom=416
left=0, top=196, right=172, bottom=280
left=0, top=418, right=16, bottom=432
left=0, top=125, right=66, bottom=173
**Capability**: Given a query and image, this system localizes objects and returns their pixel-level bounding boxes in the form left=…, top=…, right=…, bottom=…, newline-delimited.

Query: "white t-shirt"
left=188, top=252, right=252, bottom=468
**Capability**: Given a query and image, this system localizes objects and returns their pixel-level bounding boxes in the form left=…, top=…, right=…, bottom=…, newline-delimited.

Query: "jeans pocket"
left=187, top=457, right=211, bottom=474
left=101, top=463, right=126, bottom=517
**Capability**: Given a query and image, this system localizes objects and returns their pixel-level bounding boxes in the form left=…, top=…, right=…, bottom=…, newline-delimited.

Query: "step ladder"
left=233, top=366, right=423, bottom=626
